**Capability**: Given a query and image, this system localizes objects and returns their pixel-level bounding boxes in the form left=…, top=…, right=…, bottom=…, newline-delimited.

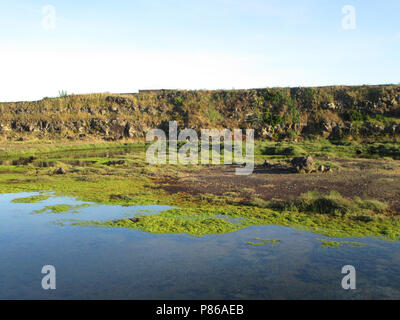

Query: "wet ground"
left=161, top=158, right=400, bottom=213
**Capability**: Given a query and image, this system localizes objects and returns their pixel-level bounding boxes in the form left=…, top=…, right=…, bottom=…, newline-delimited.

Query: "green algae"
left=12, top=195, right=50, bottom=203
left=31, top=203, right=92, bottom=215
left=70, top=207, right=249, bottom=236
left=73, top=216, right=241, bottom=236
left=315, top=238, right=365, bottom=247
left=1, top=141, right=400, bottom=240
left=2, top=165, right=399, bottom=239
left=62, top=204, right=400, bottom=239
left=248, top=238, right=280, bottom=246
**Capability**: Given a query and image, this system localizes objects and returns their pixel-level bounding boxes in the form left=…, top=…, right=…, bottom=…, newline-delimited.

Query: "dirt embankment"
left=1, top=85, right=400, bottom=141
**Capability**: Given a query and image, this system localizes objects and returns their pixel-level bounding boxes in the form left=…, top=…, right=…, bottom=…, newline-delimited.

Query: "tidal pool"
left=0, top=192, right=399, bottom=300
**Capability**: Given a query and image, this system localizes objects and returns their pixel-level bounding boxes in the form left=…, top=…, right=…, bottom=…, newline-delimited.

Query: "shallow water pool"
left=0, top=192, right=399, bottom=299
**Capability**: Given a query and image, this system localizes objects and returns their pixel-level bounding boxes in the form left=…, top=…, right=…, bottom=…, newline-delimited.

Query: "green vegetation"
left=58, top=90, right=68, bottom=98
left=265, top=191, right=388, bottom=218
left=12, top=194, right=50, bottom=203
left=368, top=143, right=400, bottom=159
left=263, top=111, right=283, bottom=127
left=315, top=238, right=364, bottom=248
left=204, top=104, right=223, bottom=124
left=65, top=201, right=400, bottom=239
left=300, top=87, right=315, bottom=106
left=255, top=139, right=400, bottom=160
left=261, top=143, right=306, bottom=157
left=248, top=238, right=280, bottom=246
left=344, top=110, right=399, bottom=127
left=0, top=85, right=399, bottom=244
left=344, top=109, right=364, bottom=122
left=73, top=212, right=242, bottom=236
left=31, top=203, right=92, bottom=214
left=1, top=84, right=399, bottom=142
left=1, top=140, right=400, bottom=240
left=262, top=88, right=300, bottom=125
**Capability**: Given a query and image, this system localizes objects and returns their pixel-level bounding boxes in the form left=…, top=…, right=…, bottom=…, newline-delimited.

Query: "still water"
left=0, top=192, right=399, bottom=300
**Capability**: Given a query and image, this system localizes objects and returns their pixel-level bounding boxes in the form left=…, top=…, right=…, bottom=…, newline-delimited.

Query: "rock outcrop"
left=0, top=85, right=399, bottom=141
left=291, top=156, right=315, bottom=173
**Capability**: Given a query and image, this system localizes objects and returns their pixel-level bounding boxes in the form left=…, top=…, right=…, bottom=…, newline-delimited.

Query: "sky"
left=0, top=0, right=399, bottom=101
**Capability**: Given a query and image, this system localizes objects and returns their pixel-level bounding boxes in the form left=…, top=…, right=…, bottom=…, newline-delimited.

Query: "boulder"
left=124, top=122, right=136, bottom=138
left=291, top=155, right=315, bottom=173
left=54, top=167, right=66, bottom=174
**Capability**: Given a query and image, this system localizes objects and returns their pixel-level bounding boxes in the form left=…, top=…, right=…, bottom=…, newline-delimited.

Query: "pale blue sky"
left=0, top=0, right=399, bottom=101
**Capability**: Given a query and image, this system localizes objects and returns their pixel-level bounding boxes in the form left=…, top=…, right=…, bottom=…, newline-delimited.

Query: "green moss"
left=315, top=238, right=364, bottom=248
left=248, top=238, right=280, bottom=246
left=1, top=141, right=400, bottom=240
left=12, top=195, right=50, bottom=203
left=31, top=203, right=91, bottom=214
left=61, top=202, right=400, bottom=240
left=72, top=212, right=245, bottom=236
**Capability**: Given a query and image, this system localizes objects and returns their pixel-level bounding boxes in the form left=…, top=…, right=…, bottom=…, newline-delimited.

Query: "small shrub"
left=240, top=197, right=269, bottom=208
left=174, top=96, right=184, bottom=106
left=263, top=111, right=283, bottom=126
left=354, top=197, right=388, bottom=213
left=205, top=105, right=223, bottom=123
left=301, top=87, right=315, bottom=105
left=344, top=109, right=364, bottom=122
left=58, top=90, right=68, bottom=98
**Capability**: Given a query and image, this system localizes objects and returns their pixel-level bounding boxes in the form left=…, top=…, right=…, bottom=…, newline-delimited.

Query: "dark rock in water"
left=54, top=167, right=66, bottom=174
left=291, top=155, right=315, bottom=173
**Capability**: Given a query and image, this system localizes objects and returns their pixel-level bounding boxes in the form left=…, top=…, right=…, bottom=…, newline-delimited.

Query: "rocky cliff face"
left=1, top=85, right=400, bottom=141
